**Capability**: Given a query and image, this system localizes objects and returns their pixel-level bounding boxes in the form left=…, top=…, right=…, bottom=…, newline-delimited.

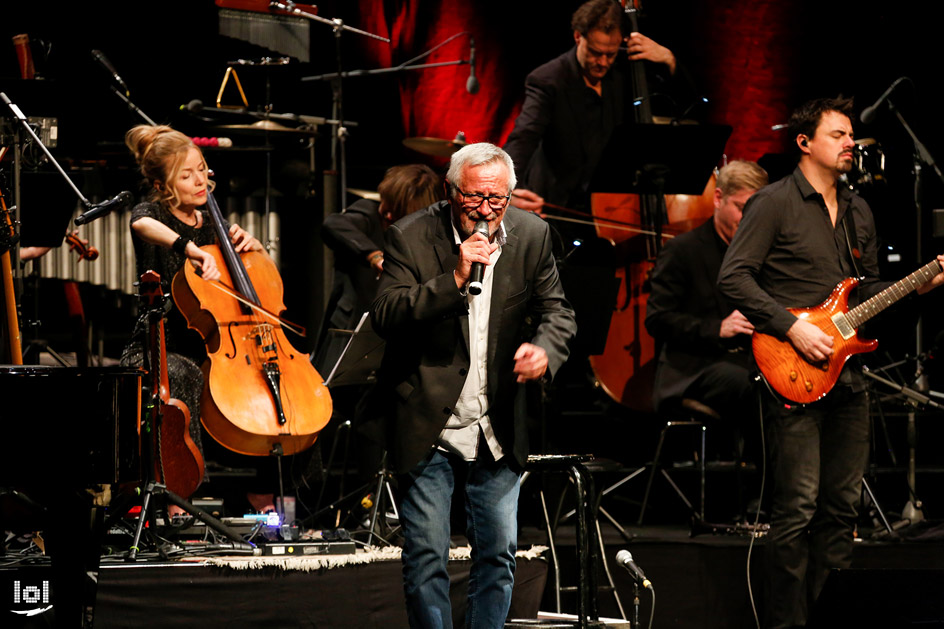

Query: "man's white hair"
left=446, top=142, right=517, bottom=193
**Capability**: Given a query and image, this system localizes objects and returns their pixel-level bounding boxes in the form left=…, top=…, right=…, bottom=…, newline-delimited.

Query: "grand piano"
left=0, top=365, right=142, bottom=628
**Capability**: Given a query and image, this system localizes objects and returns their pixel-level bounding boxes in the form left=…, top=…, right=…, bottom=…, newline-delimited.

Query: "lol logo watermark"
left=10, top=579, right=53, bottom=617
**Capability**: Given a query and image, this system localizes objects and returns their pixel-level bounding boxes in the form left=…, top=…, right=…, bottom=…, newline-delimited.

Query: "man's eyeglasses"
left=454, top=187, right=511, bottom=210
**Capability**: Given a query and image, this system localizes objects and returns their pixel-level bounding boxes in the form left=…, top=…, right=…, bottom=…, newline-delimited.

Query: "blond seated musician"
left=121, top=125, right=274, bottom=515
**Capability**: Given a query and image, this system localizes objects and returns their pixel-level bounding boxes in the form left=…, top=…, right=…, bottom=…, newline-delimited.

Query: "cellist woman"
left=121, top=124, right=274, bottom=513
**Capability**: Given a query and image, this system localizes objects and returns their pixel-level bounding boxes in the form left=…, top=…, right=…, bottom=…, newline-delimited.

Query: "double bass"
left=172, top=191, right=332, bottom=456
left=587, top=0, right=717, bottom=411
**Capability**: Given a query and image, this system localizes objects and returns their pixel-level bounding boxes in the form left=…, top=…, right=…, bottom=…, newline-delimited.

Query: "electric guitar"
left=752, top=259, right=942, bottom=404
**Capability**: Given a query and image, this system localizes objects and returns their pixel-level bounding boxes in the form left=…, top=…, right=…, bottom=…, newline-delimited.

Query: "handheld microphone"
left=91, top=49, right=130, bottom=95
left=860, top=77, right=909, bottom=124
left=467, top=220, right=489, bottom=295
left=615, top=549, right=652, bottom=589
left=466, top=37, right=480, bottom=95
left=74, top=191, right=132, bottom=226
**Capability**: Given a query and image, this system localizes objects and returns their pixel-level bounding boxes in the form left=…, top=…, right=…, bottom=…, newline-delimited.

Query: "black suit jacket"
left=503, top=47, right=624, bottom=208
left=645, top=218, right=748, bottom=411
left=321, top=198, right=385, bottom=332
left=370, top=201, right=576, bottom=473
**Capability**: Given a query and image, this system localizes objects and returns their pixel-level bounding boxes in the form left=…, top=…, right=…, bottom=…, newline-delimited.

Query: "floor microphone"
left=615, top=549, right=652, bottom=589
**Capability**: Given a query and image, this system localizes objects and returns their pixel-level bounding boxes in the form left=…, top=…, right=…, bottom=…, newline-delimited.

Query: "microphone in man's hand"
left=615, top=549, right=652, bottom=589
left=468, top=220, right=489, bottom=295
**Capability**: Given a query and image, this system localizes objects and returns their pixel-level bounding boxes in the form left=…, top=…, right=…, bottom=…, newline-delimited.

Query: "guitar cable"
left=746, top=373, right=768, bottom=629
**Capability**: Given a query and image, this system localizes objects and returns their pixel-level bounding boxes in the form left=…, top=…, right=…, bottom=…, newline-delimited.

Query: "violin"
left=140, top=271, right=205, bottom=497
left=172, top=191, right=332, bottom=456
left=65, top=231, right=99, bottom=262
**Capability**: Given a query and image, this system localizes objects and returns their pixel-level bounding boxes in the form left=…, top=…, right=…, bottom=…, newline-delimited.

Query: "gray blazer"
left=370, top=201, right=576, bottom=473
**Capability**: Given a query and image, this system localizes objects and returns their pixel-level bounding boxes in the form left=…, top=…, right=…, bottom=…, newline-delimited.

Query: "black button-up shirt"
left=718, top=166, right=886, bottom=339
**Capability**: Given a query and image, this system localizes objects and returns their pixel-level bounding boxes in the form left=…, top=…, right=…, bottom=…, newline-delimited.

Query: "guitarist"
left=719, top=97, right=944, bottom=629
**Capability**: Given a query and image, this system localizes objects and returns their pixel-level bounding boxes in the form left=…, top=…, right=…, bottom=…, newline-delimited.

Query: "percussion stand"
left=272, top=2, right=389, bottom=214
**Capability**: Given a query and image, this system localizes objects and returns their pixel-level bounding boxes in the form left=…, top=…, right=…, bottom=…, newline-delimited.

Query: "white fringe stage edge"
left=205, top=545, right=549, bottom=572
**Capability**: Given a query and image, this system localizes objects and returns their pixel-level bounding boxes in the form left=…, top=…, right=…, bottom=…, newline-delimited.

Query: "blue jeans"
left=763, top=385, right=870, bottom=629
left=399, top=448, right=520, bottom=629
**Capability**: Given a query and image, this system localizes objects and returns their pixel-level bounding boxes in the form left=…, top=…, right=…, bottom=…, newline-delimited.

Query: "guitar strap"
left=841, top=203, right=863, bottom=279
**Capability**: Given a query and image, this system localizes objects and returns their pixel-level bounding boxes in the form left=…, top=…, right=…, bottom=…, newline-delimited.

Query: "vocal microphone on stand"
left=615, top=549, right=652, bottom=589
left=91, top=49, right=130, bottom=95
left=860, top=76, right=910, bottom=124
left=74, top=191, right=133, bottom=226
left=468, top=220, right=489, bottom=295
left=466, top=37, right=479, bottom=95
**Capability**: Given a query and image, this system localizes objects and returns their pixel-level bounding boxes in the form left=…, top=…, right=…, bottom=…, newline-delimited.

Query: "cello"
left=140, top=270, right=205, bottom=497
left=172, top=191, right=332, bottom=456
left=587, top=0, right=717, bottom=411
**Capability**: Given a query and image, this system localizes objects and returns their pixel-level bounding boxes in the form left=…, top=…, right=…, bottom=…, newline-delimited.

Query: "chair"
left=636, top=398, right=712, bottom=525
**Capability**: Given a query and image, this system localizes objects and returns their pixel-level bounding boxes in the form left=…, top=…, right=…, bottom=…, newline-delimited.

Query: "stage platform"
left=5, top=523, right=944, bottom=628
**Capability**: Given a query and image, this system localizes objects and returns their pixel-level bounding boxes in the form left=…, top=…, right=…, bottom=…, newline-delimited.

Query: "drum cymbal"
left=216, top=119, right=317, bottom=135
left=403, top=136, right=467, bottom=158
left=348, top=188, right=380, bottom=202
left=855, top=137, right=878, bottom=146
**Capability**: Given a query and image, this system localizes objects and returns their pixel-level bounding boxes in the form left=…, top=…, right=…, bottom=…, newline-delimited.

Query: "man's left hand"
left=514, top=343, right=548, bottom=383
left=917, top=254, right=944, bottom=294
left=625, top=33, right=676, bottom=74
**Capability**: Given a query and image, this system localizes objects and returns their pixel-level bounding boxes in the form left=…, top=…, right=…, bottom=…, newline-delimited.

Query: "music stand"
left=320, top=312, right=385, bottom=388
left=591, top=123, right=732, bottom=196
left=592, top=123, right=731, bottom=253
left=309, top=313, right=395, bottom=543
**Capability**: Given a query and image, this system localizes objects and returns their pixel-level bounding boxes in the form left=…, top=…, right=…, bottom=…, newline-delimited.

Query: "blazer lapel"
left=487, top=215, right=518, bottom=393
left=433, top=204, right=470, bottom=356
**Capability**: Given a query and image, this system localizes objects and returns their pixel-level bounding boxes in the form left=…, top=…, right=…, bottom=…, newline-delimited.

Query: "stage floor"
left=5, top=522, right=944, bottom=628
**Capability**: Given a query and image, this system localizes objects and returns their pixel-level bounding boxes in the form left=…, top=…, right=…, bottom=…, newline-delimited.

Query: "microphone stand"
left=107, top=85, right=157, bottom=126
left=300, top=30, right=473, bottom=209
left=0, top=93, right=130, bottom=271
left=0, top=92, right=132, bottom=364
left=862, top=365, right=943, bottom=528
left=271, top=1, right=389, bottom=213
left=881, top=95, right=944, bottom=525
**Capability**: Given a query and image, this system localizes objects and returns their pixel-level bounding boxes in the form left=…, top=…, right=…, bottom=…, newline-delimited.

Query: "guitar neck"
left=846, top=260, right=942, bottom=328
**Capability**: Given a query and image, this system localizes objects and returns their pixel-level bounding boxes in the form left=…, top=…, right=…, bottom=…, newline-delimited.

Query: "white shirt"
left=437, top=220, right=507, bottom=461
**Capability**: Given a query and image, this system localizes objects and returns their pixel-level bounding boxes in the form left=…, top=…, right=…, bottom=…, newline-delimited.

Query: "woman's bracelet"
left=172, top=235, right=192, bottom=255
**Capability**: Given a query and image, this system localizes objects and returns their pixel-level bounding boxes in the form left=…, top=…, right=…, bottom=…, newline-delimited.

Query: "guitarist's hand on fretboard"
left=917, top=254, right=944, bottom=295
left=786, top=318, right=834, bottom=363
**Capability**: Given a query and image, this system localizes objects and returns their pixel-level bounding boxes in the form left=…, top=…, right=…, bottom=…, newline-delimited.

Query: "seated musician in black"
left=121, top=124, right=269, bottom=510
left=321, top=164, right=442, bottom=336
left=319, top=164, right=442, bottom=489
left=645, top=160, right=768, bottom=424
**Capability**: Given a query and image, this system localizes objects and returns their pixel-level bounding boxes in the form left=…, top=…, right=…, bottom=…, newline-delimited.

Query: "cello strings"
left=204, top=279, right=307, bottom=337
